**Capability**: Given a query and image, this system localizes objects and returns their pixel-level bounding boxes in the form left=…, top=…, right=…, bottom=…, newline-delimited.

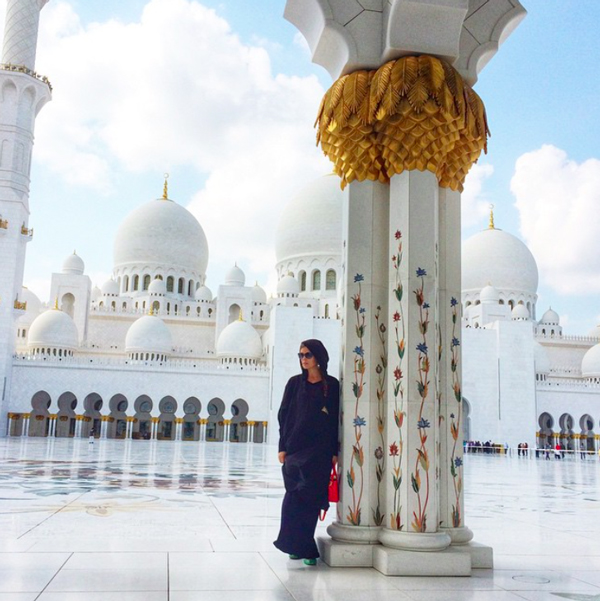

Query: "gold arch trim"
left=315, top=55, right=489, bottom=191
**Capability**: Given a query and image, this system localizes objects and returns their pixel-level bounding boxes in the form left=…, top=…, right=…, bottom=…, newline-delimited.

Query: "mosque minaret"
left=0, top=0, right=51, bottom=421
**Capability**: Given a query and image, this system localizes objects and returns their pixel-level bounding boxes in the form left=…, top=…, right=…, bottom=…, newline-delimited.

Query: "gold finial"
left=148, top=305, right=154, bottom=316
left=488, top=204, right=495, bottom=229
left=54, top=297, right=59, bottom=310
left=162, top=173, right=169, bottom=200
left=238, top=308, right=244, bottom=321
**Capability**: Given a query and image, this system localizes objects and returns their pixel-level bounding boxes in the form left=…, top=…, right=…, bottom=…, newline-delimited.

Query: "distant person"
left=88, top=427, right=95, bottom=444
left=554, top=443, right=561, bottom=460
left=274, top=339, right=340, bottom=566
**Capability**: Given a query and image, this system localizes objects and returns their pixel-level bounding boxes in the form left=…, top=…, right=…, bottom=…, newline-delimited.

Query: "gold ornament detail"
left=315, top=55, right=489, bottom=191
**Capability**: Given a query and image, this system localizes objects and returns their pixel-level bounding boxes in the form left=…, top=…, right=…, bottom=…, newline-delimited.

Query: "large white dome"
left=275, top=174, right=344, bottom=264
left=216, top=320, right=263, bottom=360
left=462, top=228, right=538, bottom=297
left=114, top=198, right=209, bottom=276
left=28, top=309, right=79, bottom=350
left=21, top=287, right=42, bottom=315
left=125, top=315, right=172, bottom=355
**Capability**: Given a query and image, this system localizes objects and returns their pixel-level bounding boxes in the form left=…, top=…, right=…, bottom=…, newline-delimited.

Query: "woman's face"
left=299, top=346, right=318, bottom=371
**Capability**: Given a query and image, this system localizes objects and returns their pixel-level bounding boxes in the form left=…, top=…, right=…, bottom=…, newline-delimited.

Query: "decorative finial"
left=54, top=297, right=59, bottom=310
left=238, top=308, right=244, bottom=321
left=149, top=305, right=154, bottom=316
left=162, top=173, right=169, bottom=200
left=488, top=204, right=495, bottom=229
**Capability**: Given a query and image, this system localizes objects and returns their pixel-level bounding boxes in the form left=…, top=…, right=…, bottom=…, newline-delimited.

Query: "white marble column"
left=325, top=180, right=389, bottom=555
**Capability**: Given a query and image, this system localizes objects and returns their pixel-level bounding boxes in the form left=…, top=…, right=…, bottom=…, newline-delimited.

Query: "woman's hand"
left=278, top=452, right=286, bottom=464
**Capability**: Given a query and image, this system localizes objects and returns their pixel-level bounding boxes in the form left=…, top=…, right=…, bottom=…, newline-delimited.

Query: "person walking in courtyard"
left=274, top=339, right=340, bottom=566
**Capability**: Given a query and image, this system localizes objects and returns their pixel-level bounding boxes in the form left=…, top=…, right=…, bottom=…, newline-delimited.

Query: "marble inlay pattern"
left=0, top=438, right=599, bottom=599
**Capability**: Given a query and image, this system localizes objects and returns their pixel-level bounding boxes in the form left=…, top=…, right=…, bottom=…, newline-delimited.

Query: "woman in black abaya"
left=273, top=339, right=340, bottom=566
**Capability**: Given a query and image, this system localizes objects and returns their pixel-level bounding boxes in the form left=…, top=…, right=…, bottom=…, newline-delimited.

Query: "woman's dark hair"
left=299, top=339, right=329, bottom=398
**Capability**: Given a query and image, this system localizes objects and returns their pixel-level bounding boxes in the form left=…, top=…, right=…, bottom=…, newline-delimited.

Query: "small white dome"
left=216, top=320, right=262, bottom=359
left=480, top=284, right=499, bottom=303
left=252, top=283, right=267, bottom=304
left=277, top=274, right=300, bottom=296
left=225, top=264, right=245, bottom=286
left=539, top=307, right=559, bottom=325
left=588, top=324, right=600, bottom=339
left=582, top=343, right=600, bottom=378
left=91, top=286, right=102, bottom=302
left=21, top=287, right=42, bottom=314
left=195, top=285, right=213, bottom=302
left=125, top=315, right=172, bottom=355
left=148, top=278, right=166, bottom=295
left=512, top=304, right=530, bottom=320
left=462, top=228, right=538, bottom=297
left=62, top=252, right=85, bottom=275
left=28, top=309, right=79, bottom=350
left=101, top=278, right=119, bottom=296
left=534, top=342, right=551, bottom=374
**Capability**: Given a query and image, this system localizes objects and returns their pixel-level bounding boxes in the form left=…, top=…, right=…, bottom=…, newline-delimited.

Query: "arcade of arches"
left=537, top=411, right=600, bottom=452
left=7, top=392, right=266, bottom=443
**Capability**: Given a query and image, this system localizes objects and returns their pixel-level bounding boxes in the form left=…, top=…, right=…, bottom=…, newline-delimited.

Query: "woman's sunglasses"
left=298, top=351, right=314, bottom=359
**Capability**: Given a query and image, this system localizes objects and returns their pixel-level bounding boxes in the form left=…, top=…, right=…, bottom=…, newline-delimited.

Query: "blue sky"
left=2, top=0, right=600, bottom=333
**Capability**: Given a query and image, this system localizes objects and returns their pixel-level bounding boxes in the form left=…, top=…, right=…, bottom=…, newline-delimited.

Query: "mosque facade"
left=2, top=0, right=600, bottom=454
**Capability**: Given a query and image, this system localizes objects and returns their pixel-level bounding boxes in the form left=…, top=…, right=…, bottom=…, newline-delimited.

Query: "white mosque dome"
left=539, top=308, right=560, bottom=325
left=148, top=278, right=166, bottom=295
left=20, top=287, right=42, bottom=315
left=462, top=228, right=538, bottom=297
left=125, top=315, right=172, bottom=355
left=275, top=174, right=344, bottom=263
left=216, top=320, right=263, bottom=360
left=277, top=274, right=300, bottom=297
left=114, top=198, right=209, bottom=277
left=252, top=283, right=267, bottom=304
left=195, top=285, right=213, bottom=302
left=28, top=309, right=78, bottom=350
left=533, top=342, right=551, bottom=374
left=512, top=304, right=530, bottom=320
left=582, top=343, right=600, bottom=378
left=62, top=252, right=85, bottom=275
left=101, top=278, right=119, bottom=296
left=480, top=284, right=499, bottom=303
left=91, top=285, right=102, bottom=302
left=225, top=264, right=245, bottom=286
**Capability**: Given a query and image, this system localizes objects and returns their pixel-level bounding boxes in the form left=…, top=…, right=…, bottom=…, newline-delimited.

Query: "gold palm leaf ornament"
left=315, top=55, right=489, bottom=191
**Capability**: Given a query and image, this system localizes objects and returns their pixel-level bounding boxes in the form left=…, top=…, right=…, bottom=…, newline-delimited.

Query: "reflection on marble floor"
left=0, top=439, right=599, bottom=600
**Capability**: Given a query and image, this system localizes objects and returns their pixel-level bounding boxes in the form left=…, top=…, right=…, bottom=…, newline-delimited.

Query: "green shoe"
left=303, top=558, right=317, bottom=566
left=289, top=554, right=300, bottom=560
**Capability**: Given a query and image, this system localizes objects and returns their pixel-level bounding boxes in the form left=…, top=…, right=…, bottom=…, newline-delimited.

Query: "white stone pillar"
left=438, top=188, right=473, bottom=545
left=325, top=180, right=389, bottom=557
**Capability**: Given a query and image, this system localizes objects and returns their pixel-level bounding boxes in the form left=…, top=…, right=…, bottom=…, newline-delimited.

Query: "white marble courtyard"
left=0, top=438, right=599, bottom=601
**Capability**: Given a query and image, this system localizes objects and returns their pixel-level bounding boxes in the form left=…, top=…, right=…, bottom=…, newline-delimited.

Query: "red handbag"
left=319, top=464, right=339, bottom=520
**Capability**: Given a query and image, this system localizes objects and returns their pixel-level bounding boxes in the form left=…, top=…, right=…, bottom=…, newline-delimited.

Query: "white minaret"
left=0, top=0, right=51, bottom=433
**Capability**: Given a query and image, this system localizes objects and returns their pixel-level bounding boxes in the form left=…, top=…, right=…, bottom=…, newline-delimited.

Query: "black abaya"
left=273, top=374, right=340, bottom=558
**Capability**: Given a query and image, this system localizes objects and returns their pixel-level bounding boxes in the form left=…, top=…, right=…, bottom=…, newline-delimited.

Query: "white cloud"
left=511, top=145, right=600, bottom=295
left=461, top=163, right=494, bottom=228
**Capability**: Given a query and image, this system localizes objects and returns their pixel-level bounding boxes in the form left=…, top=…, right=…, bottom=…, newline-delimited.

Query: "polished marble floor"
left=0, top=438, right=599, bottom=600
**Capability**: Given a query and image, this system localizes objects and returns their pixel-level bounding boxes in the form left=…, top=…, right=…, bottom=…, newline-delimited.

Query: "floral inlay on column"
left=373, top=305, right=387, bottom=526
left=449, top=296, right=463, bottom=528
left=411, top=267, right=431, bottom=532
left=390, top=230, right=405, bottom=531
left=347, top=273, right=366, bottom=526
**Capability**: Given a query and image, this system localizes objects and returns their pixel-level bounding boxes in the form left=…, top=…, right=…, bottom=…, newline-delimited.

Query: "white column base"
left=327, top=521, right=381, bottom=544
left=373, top=545, right=471, bottom=576
left=441, top=525, right=474, bottom=544
left=379, top=528, right=451, bottom=551
left=318, top=536, right=493, bottom=574
left=317, top=537, right=375, bottom=567
left=447, top=541, right=494, bottom=569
